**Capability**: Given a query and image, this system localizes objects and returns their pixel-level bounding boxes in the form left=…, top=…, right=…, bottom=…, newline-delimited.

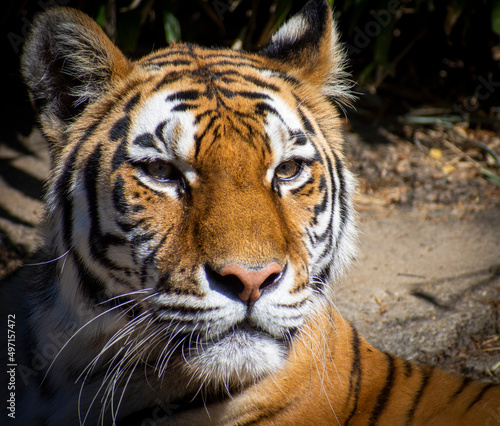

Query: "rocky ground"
left=341, top=118, right=500, bottom=381
left=1, top=115, right=499, bottom=382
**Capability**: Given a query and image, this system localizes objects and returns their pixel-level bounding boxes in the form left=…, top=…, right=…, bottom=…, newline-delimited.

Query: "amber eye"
left=275, top=160, right=302, bottom=181
left=144, top=160, right=175, bottom=181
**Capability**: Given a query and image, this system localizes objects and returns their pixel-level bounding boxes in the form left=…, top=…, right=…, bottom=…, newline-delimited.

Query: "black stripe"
left=155, top=120, right=171, bottom=148
left=195, top=51, right=263, bottom=63
left=405, top=366, right=434, bottom=425
left=133, top=133, right=156, bottom=149
left=212, top=87, right=228, bottom=110
left=138, top=234, right=168, bottom=286
left=292, top=134, right=308, bottom=146
left=466, top=383, right=496, bottom=411
left=85, top=145, right=105, bottom=261
left=334, top=152, right=350, bottom=252
left=99, top=233, right=129, bottom=249
left=344, top=326, right=362, bottom=425
left=209, top=63, right=297, bottom=90
left=72, top=251, right=108, bottom=304
left=310, top=227, right=330, bottom=246
left=166, top=90, right=200, bottom=102
left=155, top=71, right=189, bottom=90
left=313, top=151, right=336, bottom=260
left=224, top=115, right=243, bottom=138
left=57, top=133, right=95, bottom=253
left=313, top=176, right=328, bottom=219
left=116, top=218, right=146, bottom=233
left=195, top=108, right=217, bottom=122
left=255, top=101, right=295, bottom=138
left=369, top=353, right=395, bottom=425
left=230, top=90, right=272, bottom=100
left=244, top=74, right=280, bottom=92
left=200, top=59, right=264, bottom=68
left=131, top=204, right=145, bottom=212
left=172, top=103, right=195, bottom=112
left=316, top=263, right=331, bottom=288
left=403, top=359, right=413, bottom=378
left=113, top=176, right=129, bottom=215
left=334, top=153, right=348, bottom=221
left=255, top=101, right=279, bottom=117
left=289, top=176, right=315, bottom=196
left=147, top=59, right=193, bottom=67
left=297, top=106, right=316, bottom=136
left=142, top=49, right=192, bottom=62
left=195, top=115, right=219, bottom=157
left=151, top=50, right=296, bottom=94
left=109, top=116, right=130, bottom=141
left=218, top=73, right=280, bottom=92
left=125, top=93, right=141, bottom=112
left=131, top=231, right=156, bottom=245
left=111, top=138, right=129, bottom=172
left=449, top=376, right=473, bottom=403
left=224, top=115, right=257, bottom=148
left=131, top=176, right=167, bottom=198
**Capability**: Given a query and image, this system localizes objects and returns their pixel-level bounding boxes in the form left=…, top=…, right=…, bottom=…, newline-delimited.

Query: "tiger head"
left=22, top=0, right=356, bottom=396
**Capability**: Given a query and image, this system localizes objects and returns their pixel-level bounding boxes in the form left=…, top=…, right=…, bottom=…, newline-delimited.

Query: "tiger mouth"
left=146, top=302, right=299, bottom=350
left=199, top=319, right=298, bottom=347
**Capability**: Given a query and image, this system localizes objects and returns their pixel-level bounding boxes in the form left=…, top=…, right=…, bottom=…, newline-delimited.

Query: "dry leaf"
left=430, top=148, right=443, bottom=159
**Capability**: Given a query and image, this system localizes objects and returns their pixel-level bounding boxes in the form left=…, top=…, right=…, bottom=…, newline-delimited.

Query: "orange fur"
left=165, top=307, right=500, bottom=425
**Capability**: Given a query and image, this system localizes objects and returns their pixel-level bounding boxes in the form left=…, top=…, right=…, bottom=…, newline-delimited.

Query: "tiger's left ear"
left=21, top=7, right=133, bottom=144
left=259, top=0, right=351, bottom=103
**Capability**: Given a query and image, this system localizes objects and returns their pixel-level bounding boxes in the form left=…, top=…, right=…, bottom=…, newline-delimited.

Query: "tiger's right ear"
left=259, top=0, right=352, bottom=106
left=21, top=7, right=132, bottom=141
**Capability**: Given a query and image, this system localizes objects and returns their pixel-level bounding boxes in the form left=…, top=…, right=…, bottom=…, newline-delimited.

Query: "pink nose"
left=219, top=263, right=283, bottom=304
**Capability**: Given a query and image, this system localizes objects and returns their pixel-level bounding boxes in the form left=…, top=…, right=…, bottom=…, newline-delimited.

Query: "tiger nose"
left=220, top=263, right=283, bottom=304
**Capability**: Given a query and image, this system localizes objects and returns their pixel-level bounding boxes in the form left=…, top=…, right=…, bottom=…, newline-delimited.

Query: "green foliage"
left=116, top=8, right=143, bottom=53
left=163, top=10, right=181, bottom=44
left=6, top=0, right=499, bottom=102
left=493, top=0, right=500, bottom=36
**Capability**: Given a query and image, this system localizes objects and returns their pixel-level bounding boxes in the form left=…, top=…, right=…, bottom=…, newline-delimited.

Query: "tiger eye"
left=275, top=160, right=301, bottom=180
left=146, top=160, right=174, bottom=181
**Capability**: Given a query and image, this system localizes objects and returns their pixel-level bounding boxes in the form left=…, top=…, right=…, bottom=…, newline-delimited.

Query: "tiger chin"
left=1, top=0, right=498, bottom=425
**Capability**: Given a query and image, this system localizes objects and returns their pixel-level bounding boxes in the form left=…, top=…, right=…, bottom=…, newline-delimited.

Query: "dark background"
left=3, top=0, right=499, bottom=141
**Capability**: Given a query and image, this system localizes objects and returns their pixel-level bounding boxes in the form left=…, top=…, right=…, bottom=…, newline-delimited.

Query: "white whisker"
left=24, top=249, right=70, bottom=266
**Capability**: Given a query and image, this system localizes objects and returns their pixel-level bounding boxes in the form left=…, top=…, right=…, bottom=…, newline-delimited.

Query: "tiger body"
left=1, top=1, right=499, bottom=424
left=165, top=307, right=500, bottom=425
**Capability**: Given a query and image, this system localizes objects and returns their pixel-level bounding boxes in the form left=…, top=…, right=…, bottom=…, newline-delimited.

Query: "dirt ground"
left=0, top=116, right=499, bottom=382
left=341, top=123, right=500, bottom=382
left=341, top=206, right=500, bottom=379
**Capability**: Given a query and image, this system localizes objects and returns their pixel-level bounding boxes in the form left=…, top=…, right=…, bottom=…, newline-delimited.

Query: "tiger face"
left=21, top=0, right=355, bottom=402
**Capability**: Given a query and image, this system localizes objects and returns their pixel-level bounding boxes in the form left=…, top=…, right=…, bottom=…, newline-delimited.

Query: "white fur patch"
left=269, top=14, right=309, bottom=47
left=128, top=90, right=198, bottom=189
left=182, top=330, right=286, bottom=390
left=263, top=95, right=318, bottom=195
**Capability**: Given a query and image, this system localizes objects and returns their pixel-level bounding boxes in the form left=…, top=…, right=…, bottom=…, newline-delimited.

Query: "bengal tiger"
left=1, top=1, right=499, bottom=424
